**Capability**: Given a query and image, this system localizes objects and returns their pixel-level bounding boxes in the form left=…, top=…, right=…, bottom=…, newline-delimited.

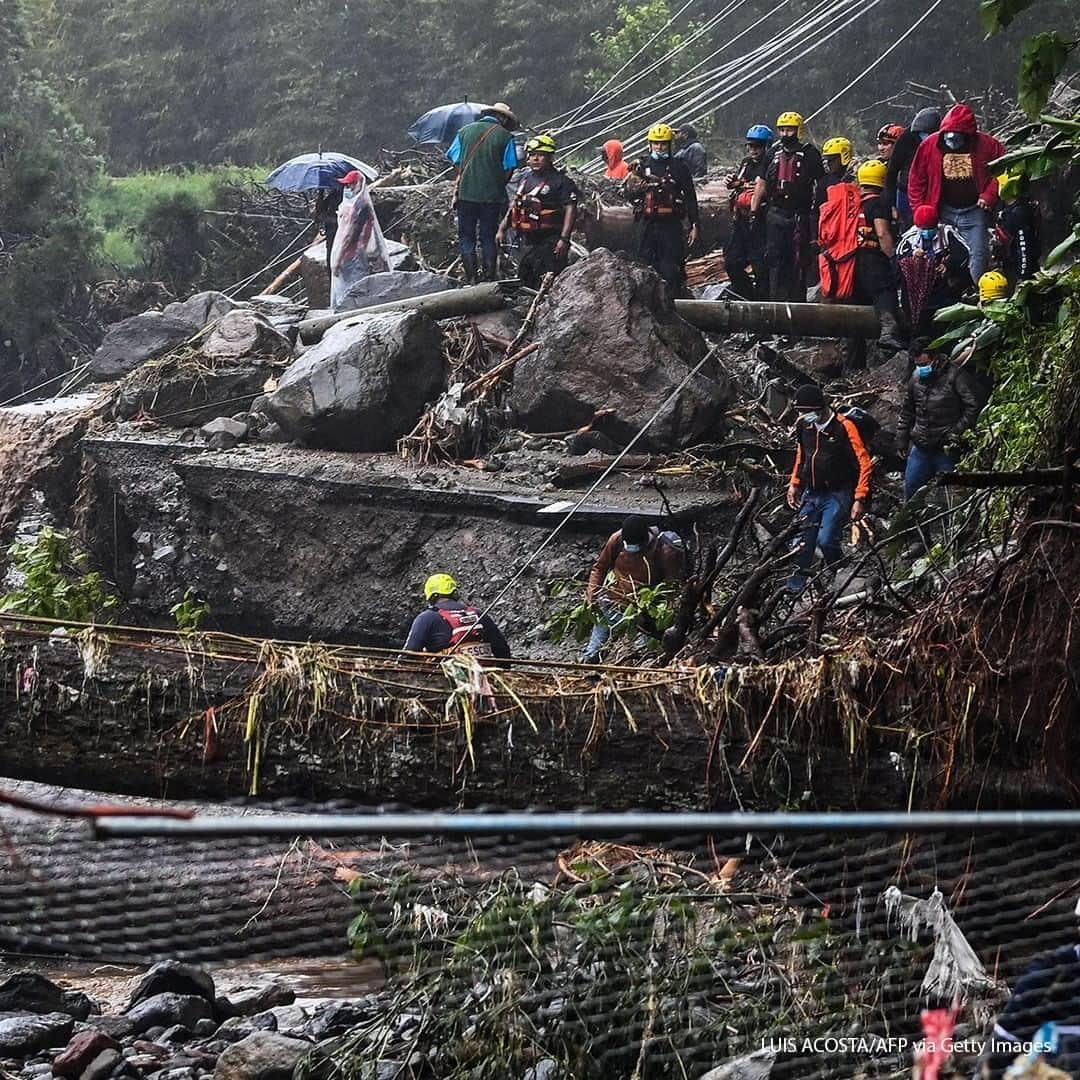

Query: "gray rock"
left=23, top=1063, right=52, bottom=1076
left=113, top=364, right=269, bottom=429
left=216, top=988, right=294, bottom=1020
left=162, top=293, right=240, bottom=333
left=212, top=1033, right=310, bottom=1080
left=303, top=1001, right=371, bottom=1041
left=191, top=1020, right=217, bottom=1039
left=213, top=1020, right=255, bottom=1045
left=336, top=270, right=452, bottom=314
left=257, top=1007, right=305, bottom=1036
left=157, top=1071, right=196, bottom=1080
left=81, top=1048, right=122, bottom=1080
left=202, top=312, right=291, bottom=365
left=509, top=249, right=730, bottom=450
left=263, top=310, right=444, bottom=451
left=155, top=1026, right=192, bottom=1045
left=200, top=417, right=248, bottom=451
left=699, top=1048, right=777, bottom=1080
left=126, top=996, right=214, bottom=1037
left=384, top=240, right=418, bottom=272
left=0, top=975, right=65, bottom=1015
left=86, top=1018, right=134, bottom=1042
left=90, top=313, right=194, bottom=381
left=60, top=994, right=98, bottom=1022
left=0, top=1012, right=74, bottom=1056
left=127, top=963, right=216, bottom=1011
left=522, top=1059, right=560, bottom=1080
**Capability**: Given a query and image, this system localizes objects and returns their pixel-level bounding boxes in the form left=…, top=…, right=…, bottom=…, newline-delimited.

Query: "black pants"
left=517, top=234, right=567, bottom=289
left=765, top=207, right=811, bottom=301
left=852, top=249, right=898, bottom=320
left=725, top=213, right=766, bottom=299
left=640, top=219, right=687, bottom=297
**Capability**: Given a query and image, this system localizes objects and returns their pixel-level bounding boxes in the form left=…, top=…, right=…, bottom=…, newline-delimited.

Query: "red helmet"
left=877, top=124, right=905, bottom=144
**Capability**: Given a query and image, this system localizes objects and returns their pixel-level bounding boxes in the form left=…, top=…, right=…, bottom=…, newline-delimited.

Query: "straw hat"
left=481, top=101, right=519, bottom=130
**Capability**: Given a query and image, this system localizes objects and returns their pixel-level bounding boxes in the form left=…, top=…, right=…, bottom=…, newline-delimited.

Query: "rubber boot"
left=461, top=253, right=479, bottom=285
left=482, top=254, right=499, bottom=282
left=877, top=313, right=905, bottom=355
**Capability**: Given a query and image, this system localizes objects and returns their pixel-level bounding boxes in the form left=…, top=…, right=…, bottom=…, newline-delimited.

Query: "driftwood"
left=676, top=299, right=880, bottom=338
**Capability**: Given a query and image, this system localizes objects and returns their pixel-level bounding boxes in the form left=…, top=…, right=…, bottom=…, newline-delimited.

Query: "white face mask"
left=799, top=411, right=821, bottom=425
left=623, top=542, right=644, bottom=553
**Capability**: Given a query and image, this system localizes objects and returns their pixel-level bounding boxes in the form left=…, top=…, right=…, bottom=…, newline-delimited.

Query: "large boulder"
left=213, top=1032, right=310, bottom=1080
left=0, top=1012, right=74, bottom=1056
left=113, top=363, right=271, bottom=428
left=262, top=310, right=444, bottom=450
left=509, top=249, right=730, bottom=449
left=162, top=292, right=240, bottom=332
left=125, top=993, right=214, bottom=1035
left=203, top=311, right=292, bottom=364
left=0, top=974, right=65, bottom=1015
left=336, top=270, right=452, bottom=313
left=89, top=312, right=194, bottom=381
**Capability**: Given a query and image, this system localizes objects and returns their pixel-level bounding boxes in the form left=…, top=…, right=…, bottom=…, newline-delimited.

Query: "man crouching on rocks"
left=580, top=515, right=685, bottom=663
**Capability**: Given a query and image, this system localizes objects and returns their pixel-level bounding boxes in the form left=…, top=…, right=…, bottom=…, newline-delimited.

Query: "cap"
left=337, top=170, right=362, bottom=185
left=793, top=384, right=825, bottom=409
left=620, top=515, right=650, bottom=545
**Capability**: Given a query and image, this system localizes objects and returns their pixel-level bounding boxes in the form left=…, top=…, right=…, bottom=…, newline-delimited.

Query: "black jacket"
left=998, top=199, right=1041, bottom=280
left=766, top=142, right=825, bottom=214
left=884, top=129, right=922, bottom=209
left=896, top=363, right=981, bottom=452
left=790, top=413, right=873, bottom=500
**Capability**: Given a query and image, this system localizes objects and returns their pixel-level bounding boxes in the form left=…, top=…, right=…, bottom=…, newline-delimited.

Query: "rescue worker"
left=403, top=573, right=510, bottom=660
left=753, top=111, right=824, bottom=301
left=979, top=269, right=1012, bottom=303
left=627, top=123, right=699, bottom=299
left=785, top=385, right=872, bottom=592
left=313, top=186, right=343, bottom=281
left=851, top=159, right=903, bottom=353
left=496, top=134, right=578, bottom=289
left=896, top=342, right=982, bottom=499
left=875, top=123, right=905, bottom=162
left=724, top=124, right=773, bottom=299
left=907, top=102, right=1005, bottom=282
left=885, top=109, right=941, bottom=230
left=446, top=101, right=520, bottom=284
left=994, top=171, right=1041, bottom=284
left=600, top=138, right=630, bottom=180
left=675, top=124, right=708, bottom=177
left=581, top=515, right=685, bottom=663
left=816, top=136, right=854, bottom=208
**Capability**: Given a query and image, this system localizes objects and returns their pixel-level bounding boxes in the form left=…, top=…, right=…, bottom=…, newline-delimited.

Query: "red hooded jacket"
left=602, top=139, right=630, bottom=180
left=906, top=104, right=1004, bottom=214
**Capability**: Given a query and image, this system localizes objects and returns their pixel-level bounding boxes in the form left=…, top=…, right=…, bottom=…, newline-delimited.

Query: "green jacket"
left=454, top=120, right=514, bottom=205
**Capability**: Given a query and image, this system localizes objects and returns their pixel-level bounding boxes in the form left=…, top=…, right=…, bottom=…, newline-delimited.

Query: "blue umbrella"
left=265, top=153, right=379, bottom=192
left=408, top=102, right=485, bottom=146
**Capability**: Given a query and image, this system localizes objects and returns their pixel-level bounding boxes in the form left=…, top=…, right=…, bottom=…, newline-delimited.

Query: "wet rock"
left=0, top=1012, right=75, bottom=1056
left=212, top=1033, right=310, bottom=1080
left=202, top=313, right=291, bottom=365
left=303, top=1001, right=372, bottom=1041
left=563, top=430, right=621, bottom=456
left=191, top=1021, right=217, bottom=1039
left=80, top=1049, right=121, bottom=1080
left=510, top=249, right=730, bottom=450
left=52, top=1030, right=122, bottom=1077
left=127, top=963, right=216, bottom=1010
left=699, top=1048, right=776, bottom=1080
left=90, top=313, right=194, bottom=381
left=385, top=240, right=418, bottom=272
left=114, top=365, right=270, bottom=429
left=336, top=270, right=453, bottom=313
left=213, top=1020, right=256, bottom=1044
left=780, top=340, right=846, bottom=380
left=857, top=351, right=909, bottom=455
left=87, top=1018, right=134, bottom=1042
left=125, top=1056, right=163, bottom=1071
left=256, top=1007, right=305, bottom=1036
left=263, top=310, right=444, bottom=451
left=216, top=988, right=293, bottom=1021
left=59, top=994, right=97, bottom=1023
left=155, top=1026, right=193, bottom=1045
left=200, top=417, right=248, bottom=451
left=126, top=996, right=214, bottom=1037
left=0, top=974, right=65, bottom=1015
left=162, top=293, right=241, bottom=333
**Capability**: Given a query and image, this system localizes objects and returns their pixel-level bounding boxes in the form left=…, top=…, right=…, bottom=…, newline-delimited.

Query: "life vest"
left=640, top=164, right=686, bottom=220
left=510, top=174, right=563, bottom=234
left=772, top=146, right=813, bottom=201
left=435, top=606, right=493, bottom=658
left=816, top=183, right=880, bottom=300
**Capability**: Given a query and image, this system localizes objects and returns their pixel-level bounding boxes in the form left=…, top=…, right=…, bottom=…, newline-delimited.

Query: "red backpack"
left=817, top=182, right=862, bottom=300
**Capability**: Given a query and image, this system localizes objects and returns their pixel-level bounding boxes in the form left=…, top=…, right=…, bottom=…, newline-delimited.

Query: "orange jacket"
left=789, top=413, right=872, bottom=501
left=602, top=139, right=630, bottom=180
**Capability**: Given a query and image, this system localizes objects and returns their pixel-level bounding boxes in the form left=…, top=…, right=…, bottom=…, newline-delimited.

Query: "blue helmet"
left=745, top=124, right=773, bottom=143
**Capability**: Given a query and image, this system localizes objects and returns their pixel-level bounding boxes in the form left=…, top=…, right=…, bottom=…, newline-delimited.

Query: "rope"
left=0, top=362, right=92, bottom=409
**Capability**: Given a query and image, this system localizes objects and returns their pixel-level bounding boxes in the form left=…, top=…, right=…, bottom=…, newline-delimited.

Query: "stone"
left=202, top=313, right=291, bottom=365
left=0, top=975, right=65, bottom=1015
left=213, top=1020, right=255, bottom=1045
left=263, top=310, right=444, bottom=451
left=779, top=340, right=846, bottom=380
left=0, top=1013, right=75, bottom=1057
left=52, top=1030, right=122, bottom=1077
left=509, top=249, right=730, bottom=450
left=191, top=1021, right=217, bottom=1039
left=162, top=293, right=241, bottom=333
left=384, top=240, right=417, bottom=272
left=698, top=1048, right=777, bottom=1080
left=127, top=964, right=216, bottom=1010
left=90, top=313, right=194, bottom=381
left=212, top=1033, right=310, bottom=1080
left=87, top=1018, right=134, bottom=1042
left=563, top=430, right=621, bottom=456
left=80, top=1049, right=121, bottom=1080
left=155, top=1026, right=192, bottom=1045
left=126, top=996, right=214, bottom=1038
left=522, top=1060, right=560, bottom=1080
left=302, top=1001, right=372, bottom=1041
left=257, top=1007, right=305, bottom=1036
left=216, top=988, right=293, bottom=1021
left=336, top=270, right=453, bottom=314
left=199, top=417, right=248, bottom=451
left=113, top=364, right=271, bottom=429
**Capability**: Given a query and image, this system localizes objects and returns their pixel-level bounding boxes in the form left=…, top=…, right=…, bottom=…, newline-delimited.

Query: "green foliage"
left=591, top=0, right=706, bottom=90
left=980, top=0, right=1042, bottom=35
left=0, top=528, right=117, bottom=623
left=1017, top=32, right=1077, bottom=117
left=545, top=578, right=677, bottom=653
left=169, top=588, right=210, bottom=635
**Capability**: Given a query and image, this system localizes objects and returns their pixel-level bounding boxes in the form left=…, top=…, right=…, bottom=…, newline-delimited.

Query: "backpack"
left=836, top=405, right=881, bottom=446
left=817, top=182, right=864, bottom=300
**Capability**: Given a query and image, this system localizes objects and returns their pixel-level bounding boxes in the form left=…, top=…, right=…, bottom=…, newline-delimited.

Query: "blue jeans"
left=904, top=444, right=955, bottom=501
left=581, top=600, right=623, bottom=662
left=787, top=490, right=853, bottom=591
left=940, top=204, right=990, bottom=283
left=456, top=201, right=502, bottom=262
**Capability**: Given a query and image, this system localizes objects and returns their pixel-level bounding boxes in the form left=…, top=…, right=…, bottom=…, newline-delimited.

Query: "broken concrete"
left=203, top=312, right=292, bottom=364
left=89, top=313, right=194, bottom=381
left=263, top=310, right=444, bottom=451
left=510, top=249, right=731, bottom=448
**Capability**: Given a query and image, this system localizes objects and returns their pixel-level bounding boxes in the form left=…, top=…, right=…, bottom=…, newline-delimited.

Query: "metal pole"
left=676, top=299, right=881, bottom=338
left=93, top=810, right=1080, bottom=840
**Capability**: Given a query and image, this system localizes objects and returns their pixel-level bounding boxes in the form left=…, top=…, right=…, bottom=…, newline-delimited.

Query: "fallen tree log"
left=676, top=299, right=880, bottom=338
left=299, top=283, right=505, bottom=343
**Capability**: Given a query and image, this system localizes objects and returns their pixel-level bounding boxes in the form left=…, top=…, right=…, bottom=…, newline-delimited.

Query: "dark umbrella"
left=265, top=153, right=378, bottom=193
left=407, top=102, right=485, bottom=146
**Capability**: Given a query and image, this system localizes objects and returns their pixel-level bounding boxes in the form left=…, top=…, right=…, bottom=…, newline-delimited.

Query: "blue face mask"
left=623, top=542, right=644, bottom=554
left=919, top=229, right=936, bottom=244
left=800, top=411, right=821, bottom=426
left=942, top=131, right=965, bottom=151
left=651, top=151, right=670, bottom=160
left=916, top=363, right=934, bottom=380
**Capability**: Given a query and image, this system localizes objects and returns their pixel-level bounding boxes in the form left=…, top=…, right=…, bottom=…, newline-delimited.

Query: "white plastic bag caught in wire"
left=330, top=177, right=391, bottom=310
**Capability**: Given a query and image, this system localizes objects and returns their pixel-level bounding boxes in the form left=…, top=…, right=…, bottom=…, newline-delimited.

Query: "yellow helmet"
left=424, top=573, right=458, bottom=601
left=526, top=134, right=557, bottom=155
left=647, top=122, right=675, bottom=143
left=776, top=111, right=804, bottom=130
left=856, top=160, right=888, bottom=188
left=997, top=170, right=1021, bottom=200
left=822, top=137, right=853, bottom=166
left=978, top=270, right=1011, bottom=303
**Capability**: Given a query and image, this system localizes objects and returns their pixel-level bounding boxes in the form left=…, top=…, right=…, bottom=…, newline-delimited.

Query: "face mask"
left=781, top=134, right=799, bottom=149
left=942, top=131, right=965, bottom=151
left=919, top=228, right=937, bottom=244
left=915, top=363, right=934, bottom=380
left=623, top=542, right=643, bottom=554
left=651, top=150, right=670, bottom=160
left=799, top=411, right=821, bottom=425
left=918, top=131, right=930, bottom=141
